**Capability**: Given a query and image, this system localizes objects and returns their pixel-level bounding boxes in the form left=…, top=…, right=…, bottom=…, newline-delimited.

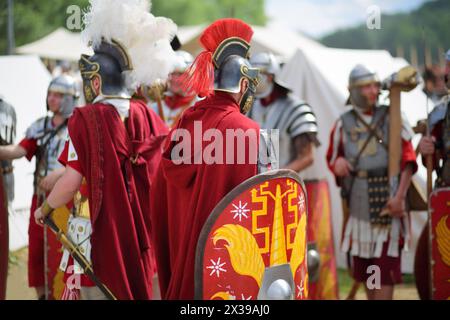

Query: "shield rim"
left=429, top=187, right=450, bottom=299
left=194, top=169, right=306, bottom=300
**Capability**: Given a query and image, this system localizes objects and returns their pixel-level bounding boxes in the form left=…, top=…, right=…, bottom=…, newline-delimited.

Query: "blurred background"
left=1, top=0, right=449, bottom=300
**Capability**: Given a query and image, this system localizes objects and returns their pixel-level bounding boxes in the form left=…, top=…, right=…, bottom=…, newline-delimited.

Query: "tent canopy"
left=179, top=23, right=323, bottom=61
left=16, top=28, right=92, bottom=61
left=15, top=24, right=321, bottom=63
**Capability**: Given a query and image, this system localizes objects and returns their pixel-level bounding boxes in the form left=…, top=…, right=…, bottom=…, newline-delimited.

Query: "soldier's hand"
left=333, top=157, right=353, bottom=177
left=418, top=136, right=435, bottom=156
left=34, top=207, right=45, bottom=227
left=384, top=196, right=406, bottom=218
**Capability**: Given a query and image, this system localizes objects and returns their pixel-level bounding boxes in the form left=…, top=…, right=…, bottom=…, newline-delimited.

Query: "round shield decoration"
left=195, top=169, right=309, bottom=300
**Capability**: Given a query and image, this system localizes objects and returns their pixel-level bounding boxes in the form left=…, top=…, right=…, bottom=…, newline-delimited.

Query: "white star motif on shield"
left=241, top=294, right=252, bottom=300
left=206, top=258, right=227, bottom=277
left=298, top=194, right=305, bottom=212
left=230, top=201, right=250, bottom=222
left=297, top=280, right=304, bottom=299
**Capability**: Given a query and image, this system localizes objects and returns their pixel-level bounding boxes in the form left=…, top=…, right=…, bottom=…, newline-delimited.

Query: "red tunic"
left=67, top=99, right=168, bottom=300
left=19, top=126, right=65, bottom=297
left=150, top=92, right=260, bottom=299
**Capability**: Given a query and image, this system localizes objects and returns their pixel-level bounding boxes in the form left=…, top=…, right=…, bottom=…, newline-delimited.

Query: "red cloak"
left=68, top=99, right=168, bottom=300
left=150, top=92, right=260, bottom=299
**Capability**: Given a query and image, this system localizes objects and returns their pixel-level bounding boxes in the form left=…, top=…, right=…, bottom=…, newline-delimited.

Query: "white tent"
left=16, top=28, right=92, bottom=62
left=278, top=46, right=430, bottom=274
left=179, top=23, right=323, bottom=60
left=0, top=55, right=52, bottom=251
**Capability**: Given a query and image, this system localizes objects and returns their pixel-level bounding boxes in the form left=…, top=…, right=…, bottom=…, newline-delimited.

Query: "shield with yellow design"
left=195, top=169, right=308, bottom=300
left=429, top=187, right=450, bottom=300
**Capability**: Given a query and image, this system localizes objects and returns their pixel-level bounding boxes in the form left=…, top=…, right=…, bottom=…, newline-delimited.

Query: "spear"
left=43, top=215, right=117, bottom=300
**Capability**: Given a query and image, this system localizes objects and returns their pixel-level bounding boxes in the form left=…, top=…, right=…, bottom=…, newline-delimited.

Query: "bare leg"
left=365, top=285, right=394, bottom=300
left=364, top=286, right=375, bottom=300
left=373, top=285, right=394, bottom=300
left=35, top=286, right=45, bottom=299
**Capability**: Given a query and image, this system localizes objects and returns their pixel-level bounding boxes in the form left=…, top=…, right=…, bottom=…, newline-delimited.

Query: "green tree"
left=151, top=0, right=266, bottom=26
left=320, top=0, right=450, bottom=65
left=0, top=0, right=266, bottom=55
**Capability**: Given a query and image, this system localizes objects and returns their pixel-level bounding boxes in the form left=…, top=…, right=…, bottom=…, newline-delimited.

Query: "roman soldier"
left=326, top=64, right=417, bottom=300
left=248, top=52, right=338, bottom=299
left=419, top=49, right=450, bottom=189
left=34, top=0, right=173, bottom=300
left=416, top=49, right=450, bottom=300
left=151, top=50, right=197, bottom=128
left=0, top=97, right=16, bottom=300
left=149, top=18, right=261, bottom=300
left=248, top=52, right=320, bottom=172
left=0, top=75, right=78, bottom=300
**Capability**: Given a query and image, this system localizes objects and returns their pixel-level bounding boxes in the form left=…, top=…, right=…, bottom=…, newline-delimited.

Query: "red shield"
left=430, top=187, right=450, bottom=300
left=195, top=170, right=308, bottom=300
left=305, top=180, right=339, bottom=300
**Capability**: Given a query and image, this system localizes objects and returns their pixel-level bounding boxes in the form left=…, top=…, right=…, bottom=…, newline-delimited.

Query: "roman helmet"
left=47, top=74, right=79, bottom=118
left=79, top=40, right=132, bottom=104
left=347, top=64, right=381, bottom=110
left=166, top=50, right=195, bottom=97
left=250, top=52, right=292, bottom=99
left=79, top=0, right=178, bottom=104
left=180, top=18, right=260, bottom=114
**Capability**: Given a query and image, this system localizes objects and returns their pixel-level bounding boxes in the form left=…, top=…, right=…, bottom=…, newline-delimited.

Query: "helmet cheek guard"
left=79, top=39, right=132, bottom=104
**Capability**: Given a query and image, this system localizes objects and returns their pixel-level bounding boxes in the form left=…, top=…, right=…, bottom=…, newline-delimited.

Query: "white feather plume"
left=81, top=0, right=178, bottom=88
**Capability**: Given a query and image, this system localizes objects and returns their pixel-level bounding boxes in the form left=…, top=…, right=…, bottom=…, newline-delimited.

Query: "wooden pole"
left=388, top=87, right=402, bottom=197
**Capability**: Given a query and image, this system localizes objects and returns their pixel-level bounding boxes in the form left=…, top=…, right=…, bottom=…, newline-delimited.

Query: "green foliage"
left=0, top=0, right=90, bottom=54
left=151, top=0, right=266, bottom=26
left=0, top=0, right=266, bottom=55
left=320, top=0, right=450, bottom=65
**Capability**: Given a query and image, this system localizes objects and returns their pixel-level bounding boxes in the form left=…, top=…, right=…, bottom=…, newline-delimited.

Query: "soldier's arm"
left=386, top=138, right=417, bottom=217
left=284, top=134, right=315, bottom=172
left=34, top=166, right=82, bottom=226
left=386, top=164, right=413, bottom=217
left=45, top=166, right=83, bottom=209
left=0, top=144, right=27, bottom=160
left=39, top=167, right=66, bottom=192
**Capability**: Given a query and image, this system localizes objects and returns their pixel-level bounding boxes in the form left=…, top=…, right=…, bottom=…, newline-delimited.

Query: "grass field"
left=6, top=248, right=420, bottom=300
left=337, top=268, right=419, bottom=300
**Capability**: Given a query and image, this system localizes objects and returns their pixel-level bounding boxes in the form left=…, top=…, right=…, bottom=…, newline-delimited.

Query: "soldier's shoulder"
left=220, top=110, right=259, bottom=131
left=340, top=108, right=355, bottom=120
left=25, top=116, right=48, bottom=138
left=286, top=95, right=311, bottom=111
